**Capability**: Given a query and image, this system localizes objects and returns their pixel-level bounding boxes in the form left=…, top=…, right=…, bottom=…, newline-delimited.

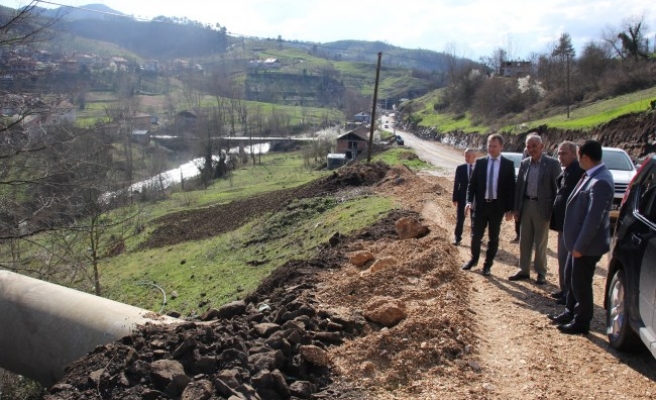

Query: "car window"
left=603, top=150, right=634, bottom=171
left=637, top=166, right=656, bottom=223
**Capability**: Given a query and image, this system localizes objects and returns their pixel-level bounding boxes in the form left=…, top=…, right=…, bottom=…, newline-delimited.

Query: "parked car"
left=501, top=151, right=524, bottom=178
left=395, top=135, right=404, bottom=146
left=602, top=147, right=638, bottom=223
left=604, top=154, right=656, bottom=359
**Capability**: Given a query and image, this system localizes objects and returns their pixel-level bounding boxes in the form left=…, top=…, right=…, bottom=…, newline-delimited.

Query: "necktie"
left=468, top=164, right=472, bottom=180
left=487, top=158, right=495, bottom=200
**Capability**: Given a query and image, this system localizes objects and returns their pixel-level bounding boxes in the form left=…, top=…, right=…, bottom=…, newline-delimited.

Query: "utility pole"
left=367, top=52, right=382, bottom=163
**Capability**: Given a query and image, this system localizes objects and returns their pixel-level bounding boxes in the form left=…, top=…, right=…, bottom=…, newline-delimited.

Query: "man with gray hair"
left=452, top=148, right=477, bottom=245
left=549, top=141, right=584, bottom=303
left=509, top=133, right=562, bottom=284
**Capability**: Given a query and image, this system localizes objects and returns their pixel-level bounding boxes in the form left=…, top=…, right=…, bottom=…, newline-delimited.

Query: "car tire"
left=606, top=268, right=641, bottom=351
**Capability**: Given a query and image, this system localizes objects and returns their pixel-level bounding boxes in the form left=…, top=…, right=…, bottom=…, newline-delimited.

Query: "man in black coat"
left=549, top=141, right=585, bottom=303
left=462, top=134, right=516, bottom=276
left=452, top=148, right=477, bottom=245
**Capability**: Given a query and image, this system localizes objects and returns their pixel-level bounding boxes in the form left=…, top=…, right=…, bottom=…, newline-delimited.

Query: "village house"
left=126, top=112, right=153, bottom=130
left=500, top=61, right=532, bottom=78
left=131, top=129, right=150, bottom=145
left=353, top=112, right=371, bottom=123
left=336, top=125, right=369, bottom=160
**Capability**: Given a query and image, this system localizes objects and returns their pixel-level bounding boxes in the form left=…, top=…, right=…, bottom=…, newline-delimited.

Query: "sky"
left=2, top=0, right=653, bottom=59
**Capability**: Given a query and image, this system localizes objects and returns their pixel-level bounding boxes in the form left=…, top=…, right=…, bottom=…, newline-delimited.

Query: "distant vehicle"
left=501, top=151, right=524, bottom=178
left=602, top=147, right=637, bottom=222
left=395, top=135, right=404, bottom=146
left=604, top=154, right=656, bottom=360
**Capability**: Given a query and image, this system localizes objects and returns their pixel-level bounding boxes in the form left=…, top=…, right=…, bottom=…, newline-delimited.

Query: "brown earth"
left=45, top=162, right=656, bottom=399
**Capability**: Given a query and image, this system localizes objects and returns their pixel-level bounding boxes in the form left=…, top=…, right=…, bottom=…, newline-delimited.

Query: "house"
left=131, top=130, right=150, bottom=145
left=336, top=125, right=369, bottom=160
left=263, top=58, right=281, bottom=69
left=353, top=112, right=371, bottom=123
left=500, top=61, right=532, bottom=78
left=127, top=112, right=152, bottom=130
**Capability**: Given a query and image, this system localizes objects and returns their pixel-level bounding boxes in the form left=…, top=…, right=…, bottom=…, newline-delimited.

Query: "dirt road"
left=401, top=130, right=656, bottom=399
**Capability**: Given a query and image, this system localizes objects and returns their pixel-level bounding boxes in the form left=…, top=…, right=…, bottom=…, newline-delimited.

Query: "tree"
left=551, top=33, right=576, bottom=117
left=603, top=15, right=650, bottom=60
left=578, top=41, right=611, bottom=91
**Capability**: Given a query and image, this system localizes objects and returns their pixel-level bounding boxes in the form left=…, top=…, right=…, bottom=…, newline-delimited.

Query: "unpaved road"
left=399, top=127, right=656, bottom=399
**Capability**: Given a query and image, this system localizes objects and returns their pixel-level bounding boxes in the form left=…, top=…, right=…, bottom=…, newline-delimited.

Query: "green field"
left=6, top=149, right=427, bottom=316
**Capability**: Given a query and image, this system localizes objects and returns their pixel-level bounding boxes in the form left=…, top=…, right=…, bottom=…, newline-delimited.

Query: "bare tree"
left=603, top=15, right=650, bottom=60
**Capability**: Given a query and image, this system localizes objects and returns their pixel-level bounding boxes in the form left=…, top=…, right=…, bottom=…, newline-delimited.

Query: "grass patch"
left=147, top=152, right=330, bottom=219
left=373, top=147, right=430, bottom=170
left=509, top=88, right=656, bottom=131
left=100, top=193, right=393, bottom=315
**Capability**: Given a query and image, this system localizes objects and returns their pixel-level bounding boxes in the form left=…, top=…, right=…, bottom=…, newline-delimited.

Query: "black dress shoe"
left=452, top=240, right=461, bottom=246
left=482, top=267, right=491, bottom=276
left=557, top=322, right=589, bottom=335
left=548, top=311, right=573, bottom=324
left=461, top=261, right=476, bottom=270
left=535, top=275, right=547, bottom=285
left=555, top=296, right=566, bottom=305
left=508, top=272, right=530, bottom=281
left=550, top=290, right=564, bottom=299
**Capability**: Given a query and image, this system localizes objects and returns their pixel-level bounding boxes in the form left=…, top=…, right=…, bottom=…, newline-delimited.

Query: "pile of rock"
left=46, top=298, right=366, bottom=400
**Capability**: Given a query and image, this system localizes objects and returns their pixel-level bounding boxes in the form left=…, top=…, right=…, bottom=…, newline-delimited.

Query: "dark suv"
left=605, top=154, right=656, bottom=359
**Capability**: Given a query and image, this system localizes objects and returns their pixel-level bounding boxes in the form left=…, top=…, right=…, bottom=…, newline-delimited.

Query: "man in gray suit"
left=549, top=140, right=614, bottom=334
left=509, top=134, right=562, bottom=284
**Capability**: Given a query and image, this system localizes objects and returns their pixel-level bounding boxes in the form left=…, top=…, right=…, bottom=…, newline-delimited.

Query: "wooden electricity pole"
left=367, top=52, right=382, bottom=163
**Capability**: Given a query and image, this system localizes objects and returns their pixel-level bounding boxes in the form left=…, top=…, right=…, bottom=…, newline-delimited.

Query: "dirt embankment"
left=407, top=110, right=656, bottom=158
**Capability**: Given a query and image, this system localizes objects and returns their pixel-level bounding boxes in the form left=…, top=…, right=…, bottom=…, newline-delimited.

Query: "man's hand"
left=453, top=201, right=457, bottom=207
left=572, top=250, right=583, bottom=258
left=505, top=212, right=514, bottom=221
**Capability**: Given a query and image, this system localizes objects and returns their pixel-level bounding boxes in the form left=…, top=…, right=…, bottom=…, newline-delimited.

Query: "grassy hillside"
left=102, top=148, right=432, bottom=313
left=403, top=85, right=656, bottom=135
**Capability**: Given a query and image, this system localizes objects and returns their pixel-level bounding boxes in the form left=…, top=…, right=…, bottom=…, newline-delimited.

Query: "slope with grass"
left=85, top=150, right=424, bottom=316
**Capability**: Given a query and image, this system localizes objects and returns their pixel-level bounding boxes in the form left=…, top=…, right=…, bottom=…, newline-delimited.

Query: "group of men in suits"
left=452, top=134, right=614, bottom=335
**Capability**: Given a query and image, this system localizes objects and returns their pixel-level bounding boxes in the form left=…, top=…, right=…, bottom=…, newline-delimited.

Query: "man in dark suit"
left=509, top=134, right=562, bottom=284
left=549, top=141, right=584, bottom=303
left=452, top=148, right=477, bottom=245
left=549, top=140, right=614, bottom=335
left=462, top=134, right=516, bottom=276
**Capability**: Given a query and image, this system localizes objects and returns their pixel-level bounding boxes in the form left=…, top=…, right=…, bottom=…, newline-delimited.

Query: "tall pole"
left=367, top=52, right=382, bottom=163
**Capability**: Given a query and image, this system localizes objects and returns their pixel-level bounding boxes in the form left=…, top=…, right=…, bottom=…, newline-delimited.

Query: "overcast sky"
left=3, top=0, right=653, bottom=59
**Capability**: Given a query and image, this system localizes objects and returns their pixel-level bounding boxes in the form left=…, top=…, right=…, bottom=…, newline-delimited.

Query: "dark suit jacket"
left=563, top=164, right=614, bottom=256
left=514, top=155, right=562, bottom=220
left=467, top=155, right=516, bottom=213
left=452, top=163, right=471, bottom=203
left=550, top=160, right=584, bottom=231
